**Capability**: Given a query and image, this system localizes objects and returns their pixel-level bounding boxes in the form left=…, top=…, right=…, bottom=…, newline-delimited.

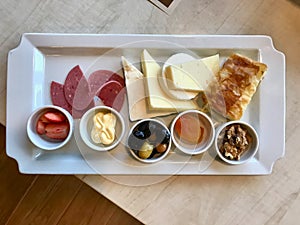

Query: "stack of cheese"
left=122, top=50, right=220, bottom=121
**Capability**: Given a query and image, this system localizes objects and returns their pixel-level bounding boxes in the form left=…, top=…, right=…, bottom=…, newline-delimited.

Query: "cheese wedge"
left=141, top=50, right=198, bottom=111
left=121, top=56, right=172, bottom=121
left=165, top=54, right=219, bottom=92
left=202, top=54, right=220, bottom=76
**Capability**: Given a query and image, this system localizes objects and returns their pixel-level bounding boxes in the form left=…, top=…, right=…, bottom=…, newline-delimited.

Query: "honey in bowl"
left=174, top=113, right=205, bottom=145
left=171, top=110, right=215, bottom=155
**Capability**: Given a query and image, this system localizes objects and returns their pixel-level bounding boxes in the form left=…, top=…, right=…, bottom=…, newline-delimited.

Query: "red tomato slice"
left=45, top=122, right=69, bottom=140
left=43, top=111, right=66, bottom=123
left=36, top=120, right=46, bottom=135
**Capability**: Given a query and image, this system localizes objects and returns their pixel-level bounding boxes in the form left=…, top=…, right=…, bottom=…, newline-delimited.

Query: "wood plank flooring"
left=0, top=125, right=143, bottom=225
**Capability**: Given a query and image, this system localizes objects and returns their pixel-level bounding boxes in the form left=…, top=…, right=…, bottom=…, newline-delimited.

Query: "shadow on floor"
left=289, top=0, right=300, bottom=7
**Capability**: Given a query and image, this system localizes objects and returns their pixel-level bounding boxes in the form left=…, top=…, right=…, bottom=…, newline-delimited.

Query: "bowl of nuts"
left=127, top=119, right=171, bottom=163
left=215, top=121, right=259, bottom=165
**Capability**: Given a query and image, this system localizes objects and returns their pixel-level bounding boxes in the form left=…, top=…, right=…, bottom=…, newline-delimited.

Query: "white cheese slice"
left=165, top=54, right=219, bottom=91
left=121, top=56, right=173, bottom=121
left=141, top=50, right=198, bottom=111
left=202, top=54, right=220, bottom=76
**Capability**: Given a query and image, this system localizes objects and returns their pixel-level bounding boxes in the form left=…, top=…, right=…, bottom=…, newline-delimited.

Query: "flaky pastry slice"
left=206, top=54, right=267, bottom=120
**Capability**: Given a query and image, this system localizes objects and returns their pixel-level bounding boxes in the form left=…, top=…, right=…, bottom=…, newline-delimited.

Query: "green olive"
left=138, top=142, right=153, bottom=159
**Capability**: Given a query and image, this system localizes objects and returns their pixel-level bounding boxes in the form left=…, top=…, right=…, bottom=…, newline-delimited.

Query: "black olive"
left=134, top=121, right=151, bottom=139
left=127, top=134, right=144, bottom=151
left=137, top=121, right=149, bottom=132
left=133, top=130, right=146, bottom=139
left=161, top=129, right=171, bottom=144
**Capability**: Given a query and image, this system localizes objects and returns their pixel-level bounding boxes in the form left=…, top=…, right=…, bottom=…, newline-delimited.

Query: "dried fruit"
left=156, top=144, right=167, bottom=153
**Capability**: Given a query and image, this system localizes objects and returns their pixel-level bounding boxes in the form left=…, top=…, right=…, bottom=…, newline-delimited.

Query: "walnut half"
left=218, top=124, right=251, bottom=160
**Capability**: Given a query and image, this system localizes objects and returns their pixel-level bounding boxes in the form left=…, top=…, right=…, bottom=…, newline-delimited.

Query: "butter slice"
left=121, top=56, right=172, bottom=121
left=141, top=50, right=198, bottom=111
left=165, top=54, right=220, bottom=91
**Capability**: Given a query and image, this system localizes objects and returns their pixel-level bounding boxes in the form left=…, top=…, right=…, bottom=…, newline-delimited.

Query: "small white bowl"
left=215, top=121, right=259, bottom=165
left=127, top=119, right=171, bottom=163
left=79, top=106, right=125, bottom=151
left=170, top=110, right=215, bottom=155
left=26, top=105, right=73, bottom=150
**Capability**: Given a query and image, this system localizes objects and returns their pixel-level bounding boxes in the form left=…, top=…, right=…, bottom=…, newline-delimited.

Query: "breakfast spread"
left=36, top=111, right=70, bottom=140
left=217, top=124, right=252, bottom=160
left=91, top=112, right=116, bottom=145
left=45, top=48, right=266, bottom=164
left=206, top=53, right=268, bottom=120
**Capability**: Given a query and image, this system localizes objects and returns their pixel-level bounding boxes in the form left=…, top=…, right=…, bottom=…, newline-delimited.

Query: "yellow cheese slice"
left=121, top=56, right=173, bottom=121
left=165, top=54, right=219, bottom=91
left=141, top=50, right=198, bottom=111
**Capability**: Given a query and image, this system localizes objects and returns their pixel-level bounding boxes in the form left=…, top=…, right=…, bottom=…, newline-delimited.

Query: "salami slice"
left=108, top=73, right=125, bottom=87
left=98, top=81, right=125, bottom=112
left=72, top=76, right=93, bottom=110
left=50, top=81, right=72, bottom=113
left=64, top=65, right=83, bottom=105
left=64, top=65, right=92, bottom=110
left=88, top=70, right=125, bottom=96
left=72, top=100, right=95, bottom=119
left=88, top=70, right=113, bottom=95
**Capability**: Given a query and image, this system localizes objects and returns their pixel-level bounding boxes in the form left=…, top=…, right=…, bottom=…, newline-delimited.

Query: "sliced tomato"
left=39, top=115, right=50, bottom=123
left=45, top=122, right=69, bottom=140
left=36, top=120, right=46, bottom=135
left=43, top=111, right=66, bottom=123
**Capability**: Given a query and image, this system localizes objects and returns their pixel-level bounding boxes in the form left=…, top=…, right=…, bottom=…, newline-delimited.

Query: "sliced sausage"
left=108, top=73, right=125, bottom=87
left=88, top=70, right=125, bottom=96
left=72, top=76, right=93, bottom=110
left=50, top=81, right=72, bottom=113
left=97, top=80, right=125, bottom=112
left=88, top=70, right=113, bottom=95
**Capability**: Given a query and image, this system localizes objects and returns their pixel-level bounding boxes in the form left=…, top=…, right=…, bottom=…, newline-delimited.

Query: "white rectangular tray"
left=6, top=33, right=285, bottom=174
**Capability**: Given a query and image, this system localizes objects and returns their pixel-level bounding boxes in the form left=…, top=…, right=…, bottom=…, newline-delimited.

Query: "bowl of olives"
left=127, top=119, right=171, bottom=163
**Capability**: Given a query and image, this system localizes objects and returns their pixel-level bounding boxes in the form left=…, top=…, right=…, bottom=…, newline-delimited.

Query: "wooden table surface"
left=1, top=0, right=300, bottom=224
